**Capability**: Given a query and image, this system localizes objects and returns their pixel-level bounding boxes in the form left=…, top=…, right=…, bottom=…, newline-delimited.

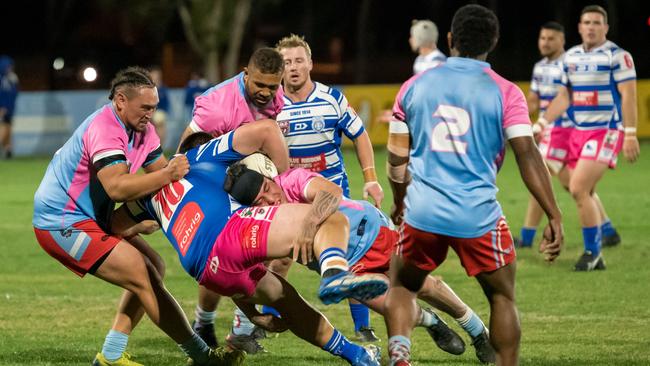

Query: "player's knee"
left=324, top=211, right=349, bottom=231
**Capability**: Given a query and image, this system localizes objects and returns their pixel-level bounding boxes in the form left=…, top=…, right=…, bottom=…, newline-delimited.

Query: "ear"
left=447, top=32, right=453, bottom=51
left=114, top=91, right=127, bottom=110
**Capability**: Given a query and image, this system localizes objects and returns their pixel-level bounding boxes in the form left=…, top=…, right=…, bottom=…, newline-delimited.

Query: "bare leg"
left=569, top=160, right=608, bottom=229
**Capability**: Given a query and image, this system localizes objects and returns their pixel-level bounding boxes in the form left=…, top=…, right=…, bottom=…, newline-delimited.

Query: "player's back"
left=398, top=57, right=515, bottom=238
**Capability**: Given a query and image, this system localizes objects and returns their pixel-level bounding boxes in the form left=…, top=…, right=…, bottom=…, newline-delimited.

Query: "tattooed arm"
left=292, top=190, right=342, bottom=264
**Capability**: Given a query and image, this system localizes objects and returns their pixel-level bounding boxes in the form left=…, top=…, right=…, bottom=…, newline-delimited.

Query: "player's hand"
left=250, top=313, right=289, bottom=334
left=539, top=217, right=563, bottom=262
left=291, top=230, right=314, bottom=265
left=363, top=181, right=384, bottom=208
left=390, top=203, right=405, bottom=226
left=623, top=135, right=640, bottom=163
left=166, top=154, right=190, bottom=181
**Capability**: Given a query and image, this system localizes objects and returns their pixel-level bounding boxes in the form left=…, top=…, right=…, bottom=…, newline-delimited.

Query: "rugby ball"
left=240, top=153, right=279, bottom=178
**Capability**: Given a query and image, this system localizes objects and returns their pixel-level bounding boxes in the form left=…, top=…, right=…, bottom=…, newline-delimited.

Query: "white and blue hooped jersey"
left=561, top=41, right=636, bottom=130
left=530, top=55, right=573, bottom=128
left=276, top=82, right=365, bottom=197
left=392, top=57, right=532, bottom=238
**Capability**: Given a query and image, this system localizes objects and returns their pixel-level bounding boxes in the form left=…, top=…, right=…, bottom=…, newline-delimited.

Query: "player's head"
left=276, top=34, right=313, bottom=91
left=109, top=66, right=158, bottom=132
left=409, top=19, right=439, bottom=52
left=578, top=5, right=609, bottom=49
left=148, top=65, right=163, bottom=86
left=448, top=5, right=499, bottom=59
left=538, top=21, right=565, bottom=58
left=178, top=132, right=214, bottom=154
left=224, top=163, right=286, bottom=206
left=0, top=55, right=13, bottom=75
left=244, top=48, right=284, bottom=108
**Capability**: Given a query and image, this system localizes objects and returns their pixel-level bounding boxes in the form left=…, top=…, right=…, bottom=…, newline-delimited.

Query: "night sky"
left=2, top=0, right=649, bottom=90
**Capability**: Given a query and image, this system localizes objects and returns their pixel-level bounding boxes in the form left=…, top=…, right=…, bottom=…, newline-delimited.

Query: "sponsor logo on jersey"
left=242, top=224, right=260, bottom=249
left=171, top=201, right=204, bottom=256
left=572, top=91, right=598, bottom=106
left=289, top=154, right=327, bottom=172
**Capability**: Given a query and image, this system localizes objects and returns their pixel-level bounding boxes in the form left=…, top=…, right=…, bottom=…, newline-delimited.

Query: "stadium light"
left=53, top=58, right=65, bottom=70
left=83, top=67, right=97, bottom=82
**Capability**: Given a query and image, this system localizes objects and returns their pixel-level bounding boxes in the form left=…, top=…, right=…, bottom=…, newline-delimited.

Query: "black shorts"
left=1, top=113, right=12, bottom=125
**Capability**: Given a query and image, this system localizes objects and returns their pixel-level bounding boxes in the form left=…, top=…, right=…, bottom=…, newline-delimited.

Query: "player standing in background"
left=180, top=48, right=285, bottom=351
left=385, top=5, right=564, bottom=366
left=517, top=21, right=621, bottom=250
left=535, top=5, right=639, bottom=271
left=0, top=55, right=18, bottom=159
left=272, top=34, right=383, bottom=343
left=149, top=66, right=170, bottom=149
left=32, top=67, right=241, bottom=366
left=410, top=20, right=447, bottom=74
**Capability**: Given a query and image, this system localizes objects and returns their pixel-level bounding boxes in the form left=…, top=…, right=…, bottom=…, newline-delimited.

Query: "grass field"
left=1, top=144, right=650, bottom=366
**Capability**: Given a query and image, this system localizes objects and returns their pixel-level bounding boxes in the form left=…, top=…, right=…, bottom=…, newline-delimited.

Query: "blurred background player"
left=536, top=5, right=639, bottom=271
left=385, top=5, right=564, bottom=365
left=149, top=65, right=170, bottom=149
left=273, top=34, right=383, bottom=343
left=516, top=21, right=621, bottom=250
left=0, top=55, right=19, bottom=159
left=410, top=20, right=446, bottom=74
left=183, top=70, right=210, bottom=126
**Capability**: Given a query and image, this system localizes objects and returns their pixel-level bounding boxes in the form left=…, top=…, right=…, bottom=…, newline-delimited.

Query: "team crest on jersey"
left=313, top=115, right=325, bottom=132
left=237, top=206, right=275, bottom=222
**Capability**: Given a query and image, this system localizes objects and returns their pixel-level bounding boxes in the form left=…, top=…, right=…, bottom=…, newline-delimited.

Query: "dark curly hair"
left=248, top=47, right=284, bottom=75
left=178, top=132, right=214, bottom=154
left=450, top=5, right=499, bottom=58
left=108, top=66, right=155, bottom=100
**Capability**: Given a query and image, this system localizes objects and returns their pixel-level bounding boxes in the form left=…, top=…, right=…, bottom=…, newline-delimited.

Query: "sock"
left=388, top=335, right=411, bottom=364
left=601, top=220, right=616, bottom=237
left=194, top=305, right=216, bottom=326
left=582, top=226, right=601, bottom=255
left=349, top=303, right=370, bottom=332
left=179, top=333, right=210, bottom=364
left=417, top=308, right=440, bottom=327
left=262, top=305, right=281, bottom=318
left=322, top=329, right=365, bottom=363
left=232, top=306, right=256, bottom=336
left=319, top=247, right=349, bottom=278
left=101, top=330, right=128, bottom=361
left=520, top=227, right=537, bottom=247
left=455, top=308, right=486, bottom=338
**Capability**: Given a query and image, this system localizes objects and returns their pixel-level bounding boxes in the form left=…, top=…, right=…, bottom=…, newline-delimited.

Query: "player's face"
left=279, top=46, right=312, bottom=90
left=252, top=178, right=286, bottom=206
left=538, top=29, right=564, bottom=58
left=117, top=87, right=159, bottom=132
left=578, top=12, right=608, bottom=49
left=244, top=66, right=282, bottom=108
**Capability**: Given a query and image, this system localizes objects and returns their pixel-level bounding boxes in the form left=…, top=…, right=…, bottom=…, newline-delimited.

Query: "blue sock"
left=601, top=220, right=616, bottom=237
left=101, top=330, right=128, bottom=361
left=456, top=309, right=486, bottom=338
left=582, top=226, right=601, bottom=255
left=520, top=227, right=536, bottom=247
left=349, top=303, right=370, bottom=332
left=179, top=333, right=210, bottom=364
left=322, top=329, right=365, bottom=363
left=262, top=305, right=281, bottom=318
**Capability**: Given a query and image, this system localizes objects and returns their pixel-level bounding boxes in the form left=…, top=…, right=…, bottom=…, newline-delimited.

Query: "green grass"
left=1, top=144, right=650, bottom=365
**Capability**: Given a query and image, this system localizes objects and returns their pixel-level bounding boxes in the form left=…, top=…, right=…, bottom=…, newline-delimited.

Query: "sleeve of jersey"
left=502, top=83, right=533, bottom=139
left=85, top=120, right=128, bottom=171
left=612, top=50, right=636, bottom=83
left=277, top=168, right=318, bottom=203
left=529, top=71, right=538, bottom=93
left=187, top=130, right=245, bottom=164
left=336, top=94, right=365, bottom=139
left=391, top=74, right=420, bottom=123
left=190, top=91, right=232, bottom=136
left=143, top=123, right=163, bottom=167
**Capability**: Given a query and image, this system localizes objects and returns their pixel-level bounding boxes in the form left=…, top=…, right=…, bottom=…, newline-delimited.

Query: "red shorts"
left=350, top=226, right=398, bottom=275
left=34, top=219, right=121, bottom=277
left=199, top=206, right=277, bottom=298
left=538, top=125, right=572, bottom=172
left=567, top=129, right=623, bottom=169
left=396, top=217, right=515, bottom=276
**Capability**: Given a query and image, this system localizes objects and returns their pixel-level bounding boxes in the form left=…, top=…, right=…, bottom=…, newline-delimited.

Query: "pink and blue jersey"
left=561, top=41, right=635, bottom=130
left=33, top=103, right=162, bottom=231
left=188, top=72, right=284, bottom=136
left=531, top=55, right=573, bottom=128
left=392, top=57, right=531, bottom=238
left=275, top=82, right=365, bottom=197
left=132, top=132, right=246, bottom=279
left=275, top=168, right=390, bottom=266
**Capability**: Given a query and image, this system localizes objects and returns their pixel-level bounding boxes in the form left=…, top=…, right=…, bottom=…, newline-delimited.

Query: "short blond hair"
left=276, top=34, right=312, bottom=59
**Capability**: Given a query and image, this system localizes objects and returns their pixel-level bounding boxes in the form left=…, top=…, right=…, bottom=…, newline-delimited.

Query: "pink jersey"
left=273, top=168, right=319, bottom=203
left=189, top=72, right=284, bottom=136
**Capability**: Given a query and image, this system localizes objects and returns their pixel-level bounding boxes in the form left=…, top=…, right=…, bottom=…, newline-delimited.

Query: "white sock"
left=194, top=305, right=216, bottom=326
left=232, top=306, right=255, bottom=336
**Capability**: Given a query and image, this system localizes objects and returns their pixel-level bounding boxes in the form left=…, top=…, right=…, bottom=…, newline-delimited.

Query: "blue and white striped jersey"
left=276, top=82, right=365, bottom=197
left=530, top=55, right=573, bottom=128
left=561, top=41, right=636, bottom=130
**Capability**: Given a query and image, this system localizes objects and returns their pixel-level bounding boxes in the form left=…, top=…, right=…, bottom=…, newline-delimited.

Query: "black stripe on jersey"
left=93, top=154, right=127, bottom=171
left=144, top=146, right=163, bottom=167
left=124, top=199, right=155, bottom=223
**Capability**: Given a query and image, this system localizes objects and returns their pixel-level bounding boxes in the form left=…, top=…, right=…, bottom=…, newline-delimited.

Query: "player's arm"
left=303, top=176, right=343, bottom=203
left=617, top=79, right=640, bottom=162
left=351, top=131, right=384, bottom=207
left=526, top=90, right=540, bottom=117
left=231, top=119, right=290, bottom=173
left=533, top=85, right=569, bottom=134
left=386, top=120, right=411, bottom=225
left=176, top=125, right=196, bottom=153
left=96, top=154, right=189, bottom=202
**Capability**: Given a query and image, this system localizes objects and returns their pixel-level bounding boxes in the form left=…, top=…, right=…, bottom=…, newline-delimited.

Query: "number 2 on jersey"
left=430, top=105, right=471, bottom=154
